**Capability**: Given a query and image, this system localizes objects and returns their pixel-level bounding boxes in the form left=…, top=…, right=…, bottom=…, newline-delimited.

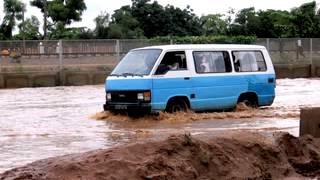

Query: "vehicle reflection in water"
left=0, top=78, right=320, bottom=172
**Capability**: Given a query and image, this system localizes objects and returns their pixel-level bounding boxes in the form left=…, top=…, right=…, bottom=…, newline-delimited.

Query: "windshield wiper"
left=121, top=73, right=144, bottom=77
left=109, top=74, right=121, bottom=76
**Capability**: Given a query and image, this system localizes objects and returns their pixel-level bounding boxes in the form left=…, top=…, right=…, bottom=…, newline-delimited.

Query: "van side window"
left=193, top=51, right=232, bottom=73
left=155, top=51, right=187, bottom=75
left=232, top=51, right=267, bottom=72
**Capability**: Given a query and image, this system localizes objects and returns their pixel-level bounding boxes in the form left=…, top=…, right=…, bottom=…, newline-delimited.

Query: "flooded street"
left=1, top=78, right=320, bottom=173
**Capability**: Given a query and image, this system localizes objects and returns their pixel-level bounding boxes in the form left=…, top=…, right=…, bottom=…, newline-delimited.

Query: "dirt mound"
left=1, top=132, right=319, bottom=180
left=276, top=133, right=320, bottom=177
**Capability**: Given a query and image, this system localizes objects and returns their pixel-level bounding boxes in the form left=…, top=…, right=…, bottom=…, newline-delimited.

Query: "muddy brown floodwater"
left=0, top=78, right=320, bottom=173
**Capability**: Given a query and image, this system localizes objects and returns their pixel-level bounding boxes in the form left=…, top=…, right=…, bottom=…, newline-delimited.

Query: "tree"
left=76, top=28, right=94, bottom=39
left=130, top=0, right=166, bottom=37
left=0, top=0, right=25, bottom=39
left=15, top=15, right=41, bottom=40
left=229, top=7, right=261, bottom=36
left=291, top=1, right=320, bottom=37
left=48, top=0, right=86, bottom=25
left=257, top=10, right=293, bottom=37
left=200, top=14, right=228, bottom=35
left=110, top=6, right=144, bottom=38
left=111, top=0, right=202, bottom=38
left=31, top=0, right=87, bottom=39
left=93, top=8, right=144, bottom=39
left=30, top=0, right=48, bottom=39
left=162, top=5, right=202, bottom=36
left=227, top=2, right=320, bottom=38
left=49, top=25, right=92, bottom=39
left=107, top=24, right=123, bottom=39
left=94, top=11, right=110, bottom=38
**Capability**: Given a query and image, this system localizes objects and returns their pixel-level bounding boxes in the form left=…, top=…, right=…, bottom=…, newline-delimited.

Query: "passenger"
left=167, top=56, right=181, bottom=70
left=234, top=58, right=241, bottom=72
left=199, top=55, right=210, bottom=73
left=169, top=62, right=179, bottom=70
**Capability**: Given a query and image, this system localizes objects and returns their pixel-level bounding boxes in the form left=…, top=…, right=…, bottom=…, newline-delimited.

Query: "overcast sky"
left=0, top=0, right=318, bottom=30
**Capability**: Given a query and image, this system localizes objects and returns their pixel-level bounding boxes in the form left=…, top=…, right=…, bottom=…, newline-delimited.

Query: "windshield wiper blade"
left=121, top=73, right=143, bottom=77
left=109, top=74, right=121, bottom=76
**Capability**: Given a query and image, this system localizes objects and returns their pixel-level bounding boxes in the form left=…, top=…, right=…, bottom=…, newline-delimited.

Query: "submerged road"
left=0, top=78, right=320, bottom=172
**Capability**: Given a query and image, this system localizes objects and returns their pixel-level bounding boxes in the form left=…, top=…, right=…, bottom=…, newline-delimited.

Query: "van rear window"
left=232, top=51, right=267, bottom=72
left=193, top=51, right=232, bottom=74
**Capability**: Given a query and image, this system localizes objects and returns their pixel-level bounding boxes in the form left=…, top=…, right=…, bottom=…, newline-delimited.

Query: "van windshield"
left=111, top=49, right=162, bottom=76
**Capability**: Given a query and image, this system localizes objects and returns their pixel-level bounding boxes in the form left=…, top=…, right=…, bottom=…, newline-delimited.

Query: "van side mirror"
left=155, top=64, right=170, bottom=75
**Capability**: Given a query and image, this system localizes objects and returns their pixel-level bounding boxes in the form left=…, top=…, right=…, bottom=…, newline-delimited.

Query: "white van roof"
left=135, top=44, right=266, bottom=51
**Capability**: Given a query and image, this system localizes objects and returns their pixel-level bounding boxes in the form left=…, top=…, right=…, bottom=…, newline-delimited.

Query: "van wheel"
left=166, top=99, right=188, bottom=113
left=237, top=95, right=258, bottom=108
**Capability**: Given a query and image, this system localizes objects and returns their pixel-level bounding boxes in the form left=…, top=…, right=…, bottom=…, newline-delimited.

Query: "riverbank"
left=0, top=132, right=319, bottom=180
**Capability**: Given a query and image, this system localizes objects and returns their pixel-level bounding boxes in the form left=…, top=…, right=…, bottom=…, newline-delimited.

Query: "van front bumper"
left=103, top=102, right=152, bottom=113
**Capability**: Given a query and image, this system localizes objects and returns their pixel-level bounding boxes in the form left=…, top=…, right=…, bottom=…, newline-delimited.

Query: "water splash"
left=90, top=103, right=300, bottom=124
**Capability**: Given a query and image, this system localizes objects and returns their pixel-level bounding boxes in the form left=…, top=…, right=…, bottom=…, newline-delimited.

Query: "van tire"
left=237, top=93, right=258, bottom=108
left=166, top=98, right=189, bottom=113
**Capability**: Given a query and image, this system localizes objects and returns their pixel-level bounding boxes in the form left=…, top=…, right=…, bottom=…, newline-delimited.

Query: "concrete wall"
left=274, top=64, right=320, bottom=78
left=0, top=64, right=319, bottom=89
left=0, top=71, right=110, bottom=88
left=300, top=107, right=320, bottom=138
left=274, top=64, right=311, bottom=79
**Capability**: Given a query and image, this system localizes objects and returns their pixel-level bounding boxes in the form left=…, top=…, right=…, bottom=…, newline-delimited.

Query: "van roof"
left=135, top=44, right=266, bottom=51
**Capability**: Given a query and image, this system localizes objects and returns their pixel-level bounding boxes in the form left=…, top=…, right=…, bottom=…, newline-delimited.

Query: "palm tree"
left=0, top=0, right=26, bottom=39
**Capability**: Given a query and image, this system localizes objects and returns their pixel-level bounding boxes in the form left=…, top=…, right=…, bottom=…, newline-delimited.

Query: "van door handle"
left=184, top=77, right=190, bottom=80
left=268, top=78, right=274, bottom=83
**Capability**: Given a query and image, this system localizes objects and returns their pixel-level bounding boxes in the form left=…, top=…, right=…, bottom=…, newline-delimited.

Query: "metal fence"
left=256, top=38, right=319, bottom=65
left=0, top=39, right=166, bottom=56
left=0, top=38, right=319, bottom=73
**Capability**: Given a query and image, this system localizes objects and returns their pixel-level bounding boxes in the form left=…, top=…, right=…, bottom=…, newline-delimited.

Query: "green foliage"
left=15, top=15, right=41, bottom=40
left=228, top=1, right=320, bottom=38
left=229, top=7, right=260, bottom=36
left=30, top=0, right=46, bottom=12
left=49, top=23, right=93, bottom=39
left=30, top=0, right=49, bottom=39
left=291, top=1, right=320, bottom=37
left=256, top=10, right=293, bottom=38
left=48, top=0, right=86, bottom=25
left=30, top=0, right=86, bottom=39
left=161, top=5, right=202, bottom=37
left=111, top=6, right=145, bottom=39
left=150, top=35, right=256, bottom=44
left=2, top=0, right=320, bottom=40
left=94, top=11, right=110, bottom=38
left=200, top=14, right=228, bottom=35
left=107, top=24, right=123, bottom=39
left=94, top=7, right=145, bottom=39
left=129, top=0, right=202, bottom=38
left=46, top=0, right=86, bottom=39
left=76, top=28, right=94, bottom=39
left=0, top=0, right=25, bottom=39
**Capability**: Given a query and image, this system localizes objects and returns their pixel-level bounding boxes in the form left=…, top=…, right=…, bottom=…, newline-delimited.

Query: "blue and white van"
left=104, top=44, right=275, bottom=113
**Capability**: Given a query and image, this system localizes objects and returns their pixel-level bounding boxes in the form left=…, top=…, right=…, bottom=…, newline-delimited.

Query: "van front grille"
left=108, top=91, right=140, bottom=103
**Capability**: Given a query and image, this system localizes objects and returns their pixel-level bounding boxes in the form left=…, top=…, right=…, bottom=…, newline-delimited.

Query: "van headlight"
left=106, top=93, right=112, bottom=100
left=137, top=93, right=144, bottom=100
left=137, top=91, right=151, bottom=101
